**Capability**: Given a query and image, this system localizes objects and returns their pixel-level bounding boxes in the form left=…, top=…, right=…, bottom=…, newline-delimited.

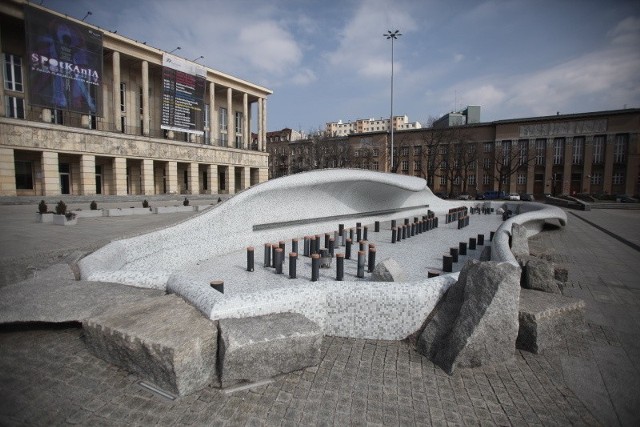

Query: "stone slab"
left=83, top=295, right=218, bottom=396
left=0, top=265, right=164, bottom=324
left=371, top=258, right=407, bottom=282
left=517, top=288, right=586, bottom=353
left=218, top=312, right=322, bottom=387
left=524, top=257, right=561, bottom=293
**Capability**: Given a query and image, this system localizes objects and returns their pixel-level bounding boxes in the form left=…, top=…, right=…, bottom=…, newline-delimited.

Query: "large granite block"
left=83, top=295, right=218, bottom=396
left=511, top=223, right=530, bottom=258
left=417, top=259, right=521, bottom=374
left=372, top=258, right=407, bottom=282
left=517, top=289, right=586, bottom=354
left=524, top=257, right=560, bottom=294
left=219, top=313, right=322, bottom=388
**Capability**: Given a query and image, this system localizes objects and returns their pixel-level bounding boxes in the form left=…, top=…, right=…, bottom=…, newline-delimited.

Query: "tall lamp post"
left=384, top=30, right=401, bottom=173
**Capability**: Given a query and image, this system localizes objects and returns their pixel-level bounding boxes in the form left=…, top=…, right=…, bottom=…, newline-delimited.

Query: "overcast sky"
left=45, top=0, right=640, bottom=132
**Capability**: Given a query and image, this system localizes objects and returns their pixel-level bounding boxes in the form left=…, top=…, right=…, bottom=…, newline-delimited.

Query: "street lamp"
left=192, top=55, right=204, bottom=62
left=169, top=47, right=181, bottom=54
left=81, top=11, right=92, bottom=22
left=384, top=29, right=401, bottom=172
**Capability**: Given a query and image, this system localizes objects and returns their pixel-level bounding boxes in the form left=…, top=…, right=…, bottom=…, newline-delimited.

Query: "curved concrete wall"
left=79, top=169, right=451, bottom=289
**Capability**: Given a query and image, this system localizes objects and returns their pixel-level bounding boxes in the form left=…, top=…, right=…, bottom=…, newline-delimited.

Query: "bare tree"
left=485, top=140, right=535, bottom=194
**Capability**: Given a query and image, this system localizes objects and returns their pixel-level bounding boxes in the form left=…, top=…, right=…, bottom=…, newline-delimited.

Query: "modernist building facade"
left=268, top=108, right=639, bottom=198
left=0, top=0, right=271, bottom=197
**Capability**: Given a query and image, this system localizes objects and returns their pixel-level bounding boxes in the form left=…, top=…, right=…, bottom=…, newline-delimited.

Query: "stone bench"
left=517, top=289, right=586, bottom=354
left=218, top=312, right=322, bottom=388
left=83, top=295, right=218, bottom=396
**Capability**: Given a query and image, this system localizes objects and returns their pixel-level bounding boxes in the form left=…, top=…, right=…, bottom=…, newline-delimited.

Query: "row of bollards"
left=442, top=233, right=487, bottom=273
left=445, top=206, right=468, bottom=224
left=391, top=214, right=439, bottom=244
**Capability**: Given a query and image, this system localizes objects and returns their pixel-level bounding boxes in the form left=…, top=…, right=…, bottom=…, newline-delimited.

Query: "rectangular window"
left=613, top=172, right=624, bottom=185
left=483, top=174, right=491, bottom=185
left=219, top=107, right=227, bottom=145
left=484, top=142, right=492, bottom=153
left=517, top=173, right=526, bottom=184
left=592, top=135, right=604, bottom=164
left=502, top=140, right=511, bottom=162
left=535, top=139, right=545, bottom=165
left=401, top=160, right=409, bottom=172
left=414, top=146, right=422, bottom=156
left=120, top=116, right=126, bottom=133
left=372, top=161, right=378, bottom=171
left=401, top=147, right=409, bottom=156
left=572, top=137, right=584, bottom=164
left=4, top=54, right=23, bottom=92
left=614, top=134, right=628, bottom=164
left=453, top=177, right=460, bottom=185
left=440, top=176, right=447, bottom=185
left=139, top=87, right=144, bottom=115
left=14, top=160, right=33, bottom=189
left=414, top=160, right=421, bottom=171
left=120, top=83, right=126, bottom=112
left=483, top=157, right=491, bottom=169
left=553, top=138, right=565, bottom=165
left=468, top=175, right=476, bottom=186
left=51, top=109, right=63, bottom=125
left=591, top=172, right=602, bottom=184
left=518, top=140, right=528, bottom=166
left=372, top=149, right=379, bottom=157
left=5, top=96, right=24, bottom=119
left=235, top=111, right=243, bottom=148
left=89, top=115, right=97, bottom=130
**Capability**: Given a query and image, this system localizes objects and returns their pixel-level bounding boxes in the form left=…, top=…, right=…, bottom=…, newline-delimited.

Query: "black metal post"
left=247, top=246, right=254, bottom=272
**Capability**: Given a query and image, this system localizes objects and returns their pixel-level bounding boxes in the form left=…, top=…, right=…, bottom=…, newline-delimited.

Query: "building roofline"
left=492, top=108, right=640, bottom=124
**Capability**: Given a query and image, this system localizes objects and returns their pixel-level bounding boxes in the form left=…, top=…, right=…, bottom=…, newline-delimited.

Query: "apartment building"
left=326, top=115, right=421, bottom=136
left=0, top=0, right=272, bottom=197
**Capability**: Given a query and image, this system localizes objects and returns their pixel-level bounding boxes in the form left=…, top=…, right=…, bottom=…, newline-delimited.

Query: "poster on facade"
left=161, top=54, right=206, bottom=136
left=25, top=6, right=103, bottom=116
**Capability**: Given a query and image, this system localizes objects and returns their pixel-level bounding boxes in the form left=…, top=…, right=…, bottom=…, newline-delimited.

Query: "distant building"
left=268, top=108, right=640, bottom=198
left=326, top=115, right=421, bottom=136
left=433, top=106, right=481, bottom=128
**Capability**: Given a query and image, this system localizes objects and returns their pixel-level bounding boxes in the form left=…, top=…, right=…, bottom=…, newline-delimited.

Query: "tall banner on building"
left=161, top=54, right=206, bottom=136
left=25, top=6, right=103, bottom=116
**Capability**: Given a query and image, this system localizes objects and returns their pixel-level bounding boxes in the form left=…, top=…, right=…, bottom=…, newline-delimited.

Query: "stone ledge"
left=517, top=288, right=586, bottom=354
left=83, top=295, right=218, bottom=396
left=218, top=313, right=322, bottom=388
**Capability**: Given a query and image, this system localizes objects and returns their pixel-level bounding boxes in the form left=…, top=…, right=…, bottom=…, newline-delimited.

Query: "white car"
left=508, top=193, right=520, bottom=201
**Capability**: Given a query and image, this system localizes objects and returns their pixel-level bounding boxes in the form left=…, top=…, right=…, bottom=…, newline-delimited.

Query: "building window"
left=535, top=139, right=545, bottom=165
left=414, top=160, right=421, bottom=171
left=553, top=138, right=565, bottom=165
left=572, top=137, right=584, bottom=164
left=518, top=140, right=528, bottom=165
left=468, top=175, right=476, bottom=186
left=235, top=111, right=243, bottom=148
left=89, top=115, right=97, bottom=130
left=484, top=142, right=493, bottom=153
left=139, top=87, right=144, bottom=115
left=14, top=160, right=33, bottom=190
left=517, top=174, right=527, bottom=184
left=483, top=174, right=491, bottom=185
left=614, top=134, right=628, bottom=164
left=613, top=172, right=624, bottom=185
left=440, top=176, right=447, bottom=185
left=483, top=157, right=491, bottom=169
left=372, top=161, right=378, bottom=171
left=401, top=160, right=409, bottom=172
left=592, top=135, right=604, bottom=164
left=502, top=140, right=511, bottom=162
left=51, top=109, right=63, bottom=125
left=591, top=172, right=602, bottom=184
left=120, top=82, right=126, bottom=112
left=4, top=54, right=23, bottom=92
left=414, top=146, right=422, bottom=156
left=453, top=176, right=460, bottom=185
left=401, top=147, right=409, bottom=156
left=372, top=149, right=379, bottom=157
left=219, top=107, right=227, bottom=145
left=5, top=96, right=24, bottom=119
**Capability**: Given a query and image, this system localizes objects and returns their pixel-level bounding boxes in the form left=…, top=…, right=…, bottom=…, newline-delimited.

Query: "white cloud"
left=290, top=68, right=317, bottom=86
left=238, top=22, right=302, bottom=75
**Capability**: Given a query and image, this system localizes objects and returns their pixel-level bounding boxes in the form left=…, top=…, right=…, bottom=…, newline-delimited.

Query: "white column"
left=243, top=93, right=249, bottom=149
left=113, top=157, right=128, bottom=195
left=207, top=164, right=218, bottom=194
left=80, top=154, right=96, bottom=195
left=227, top=87, right=234, bottom=148
left=188, top=162, right=199, bottom=194
left=257, top=98, right=264, bottom=151
left=113, top=51, right=121, bottom=132
left=141, top=159, right=154, bottom=195
left=41, top=151, right=60, bottom=196
left=0, top=148, right=17, bottom=196
left=165, top=161, right=178, bottom=194
left=142, top=60, right=150, bottom=136
left=261, top=98, right=267, bottom=152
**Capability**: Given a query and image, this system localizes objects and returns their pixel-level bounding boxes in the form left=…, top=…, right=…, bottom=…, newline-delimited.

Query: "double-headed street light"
left=384, top=29, right=401, bottom=172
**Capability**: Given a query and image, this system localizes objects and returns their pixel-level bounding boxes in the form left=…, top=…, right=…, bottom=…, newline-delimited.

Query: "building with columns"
left=0, top=0, right=271, bottom=197
left=268, top=108, right=639, bottom=199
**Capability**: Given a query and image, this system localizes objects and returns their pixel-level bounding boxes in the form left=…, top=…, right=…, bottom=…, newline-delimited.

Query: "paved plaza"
left=1, top=198, right=639, bottom=426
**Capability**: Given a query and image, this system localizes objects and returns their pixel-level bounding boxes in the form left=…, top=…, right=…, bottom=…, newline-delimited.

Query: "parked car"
left=475, top=193, right=485, bottom=200
left=508, top=193, right=520, bottom=201
left=520, top=193, right=534, bottom=201
left=483, top=190, right=506, bottom=200
left=457, top=193, right=472, bottom=200
left=434, top=192, right=448, bottom=199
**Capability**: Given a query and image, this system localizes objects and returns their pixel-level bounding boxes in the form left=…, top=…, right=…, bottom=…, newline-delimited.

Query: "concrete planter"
left=74, top=209, right=104, bottom=218
left=36, top=213, right=54, bottom=223
left=154, top=206, right=194, bottom=214
left=53, top=214, right=77, bottom=226
left=106, top=207, right=153, bottom=217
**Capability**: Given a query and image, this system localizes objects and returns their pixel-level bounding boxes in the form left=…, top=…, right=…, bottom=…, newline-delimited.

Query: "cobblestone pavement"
left=1, top=206, right=639, bottom=426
